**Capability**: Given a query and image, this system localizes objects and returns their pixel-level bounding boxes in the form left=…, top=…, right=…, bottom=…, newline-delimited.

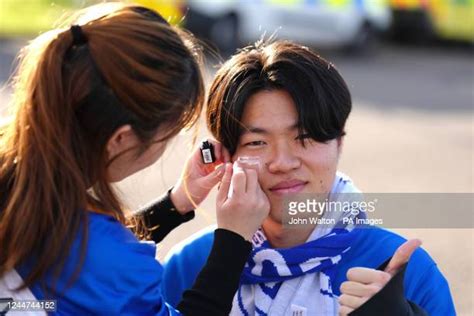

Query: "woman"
left=0, top=3, right=269, bottom=315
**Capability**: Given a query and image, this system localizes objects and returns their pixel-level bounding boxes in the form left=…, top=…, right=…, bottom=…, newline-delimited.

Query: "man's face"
left=232, top=89, right=341, bottom=224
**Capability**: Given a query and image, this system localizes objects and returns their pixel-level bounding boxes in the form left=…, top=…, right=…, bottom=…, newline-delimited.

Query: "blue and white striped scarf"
left=230, top=172, right=364, bottom=316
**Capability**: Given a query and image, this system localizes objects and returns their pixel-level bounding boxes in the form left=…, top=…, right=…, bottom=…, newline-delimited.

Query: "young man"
left=161, top=41, right=455, bottom=315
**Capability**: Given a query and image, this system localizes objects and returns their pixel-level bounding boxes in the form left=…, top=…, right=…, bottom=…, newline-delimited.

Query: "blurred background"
left=0, top=0, right=472, bottom=314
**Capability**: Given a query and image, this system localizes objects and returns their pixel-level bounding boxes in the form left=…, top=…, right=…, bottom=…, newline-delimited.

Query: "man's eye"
left=244, top=141, right=266, bottom=147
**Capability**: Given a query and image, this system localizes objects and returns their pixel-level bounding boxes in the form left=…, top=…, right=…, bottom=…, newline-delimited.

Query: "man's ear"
left=106, top=125, right=138, bottom=159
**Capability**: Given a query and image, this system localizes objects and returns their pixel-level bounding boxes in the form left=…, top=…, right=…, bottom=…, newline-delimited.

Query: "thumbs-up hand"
left=338, top=239, right=422, bottom=316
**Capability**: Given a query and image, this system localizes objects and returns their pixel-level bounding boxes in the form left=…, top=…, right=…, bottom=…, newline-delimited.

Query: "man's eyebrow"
left=240, top=123, right=300, bottom=135
left=240, top=126, right=268, bottom=135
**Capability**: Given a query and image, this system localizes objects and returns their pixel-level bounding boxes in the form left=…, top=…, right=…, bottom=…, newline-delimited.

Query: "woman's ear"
left=106, top=125, right=138, bottom=159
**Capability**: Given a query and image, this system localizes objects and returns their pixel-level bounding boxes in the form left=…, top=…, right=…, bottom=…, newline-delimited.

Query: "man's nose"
left=266, top=144, right=301, bottom=173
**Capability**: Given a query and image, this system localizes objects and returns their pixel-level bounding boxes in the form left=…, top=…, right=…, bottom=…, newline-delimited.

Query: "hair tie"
left=70, top=25, right=88, bottom=46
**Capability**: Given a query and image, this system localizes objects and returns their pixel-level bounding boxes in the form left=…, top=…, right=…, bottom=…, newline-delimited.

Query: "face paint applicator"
left=227, top=156, right=262, bottom=199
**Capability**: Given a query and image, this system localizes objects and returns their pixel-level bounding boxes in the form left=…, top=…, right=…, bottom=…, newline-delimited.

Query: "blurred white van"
left=184, top=0, right=391, bottom=52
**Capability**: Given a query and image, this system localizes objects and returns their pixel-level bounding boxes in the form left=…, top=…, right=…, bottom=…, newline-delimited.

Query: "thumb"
left=216, top=163, right=233, bottom=204
left=384, top=239, right=422, bottom=276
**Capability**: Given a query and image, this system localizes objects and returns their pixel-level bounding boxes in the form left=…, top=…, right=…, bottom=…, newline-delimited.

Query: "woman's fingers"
left=216, top=163, right=233, bottom=204
left=215, top=161, right=269, bottom=241
left=245, top=168, right=258, bottom=193
left=199, top=163, right=225, bottom=189
left=230, top=165, right=246, bottom=196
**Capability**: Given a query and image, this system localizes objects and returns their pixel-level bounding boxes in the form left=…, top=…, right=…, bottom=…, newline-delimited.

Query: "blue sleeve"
left=161, top=227, right=215, bottom=308
left=333, top=228, right=456, bottom=315
left=94, top=241, right=179, bottom=315
left=21, top=213, right=181, bottom=315
left=404, top=251, right=456, bottom=316
left=71, top=216, right=182, bottom=315
left=60, top=240, right=180, bottom=315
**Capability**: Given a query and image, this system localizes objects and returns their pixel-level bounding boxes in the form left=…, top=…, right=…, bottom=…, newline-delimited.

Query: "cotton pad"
left=227, top=156, right=261, bottom=199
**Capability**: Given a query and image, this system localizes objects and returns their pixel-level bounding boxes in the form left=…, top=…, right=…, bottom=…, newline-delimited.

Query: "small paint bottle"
left=200, top=140, right=216, bottom=164
left=200, top=140, right=218, bottom=174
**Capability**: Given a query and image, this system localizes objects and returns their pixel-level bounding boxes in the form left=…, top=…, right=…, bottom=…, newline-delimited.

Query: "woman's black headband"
left=69, top=6, right=168, bottom=46
left=70, top=25, right=88, bottom=46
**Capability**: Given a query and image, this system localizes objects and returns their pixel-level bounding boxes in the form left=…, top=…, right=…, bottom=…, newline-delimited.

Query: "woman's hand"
left=215, top=162, right=270, bottom=241
left=338, top=239, right=422, bottom=315
left=171, top=139, right=230, bottom=214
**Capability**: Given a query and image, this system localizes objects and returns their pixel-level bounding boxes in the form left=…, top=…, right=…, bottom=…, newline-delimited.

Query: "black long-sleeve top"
left=349, top=259, right=427, bottom=315
left=135, top=189, right=251, bottom=315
